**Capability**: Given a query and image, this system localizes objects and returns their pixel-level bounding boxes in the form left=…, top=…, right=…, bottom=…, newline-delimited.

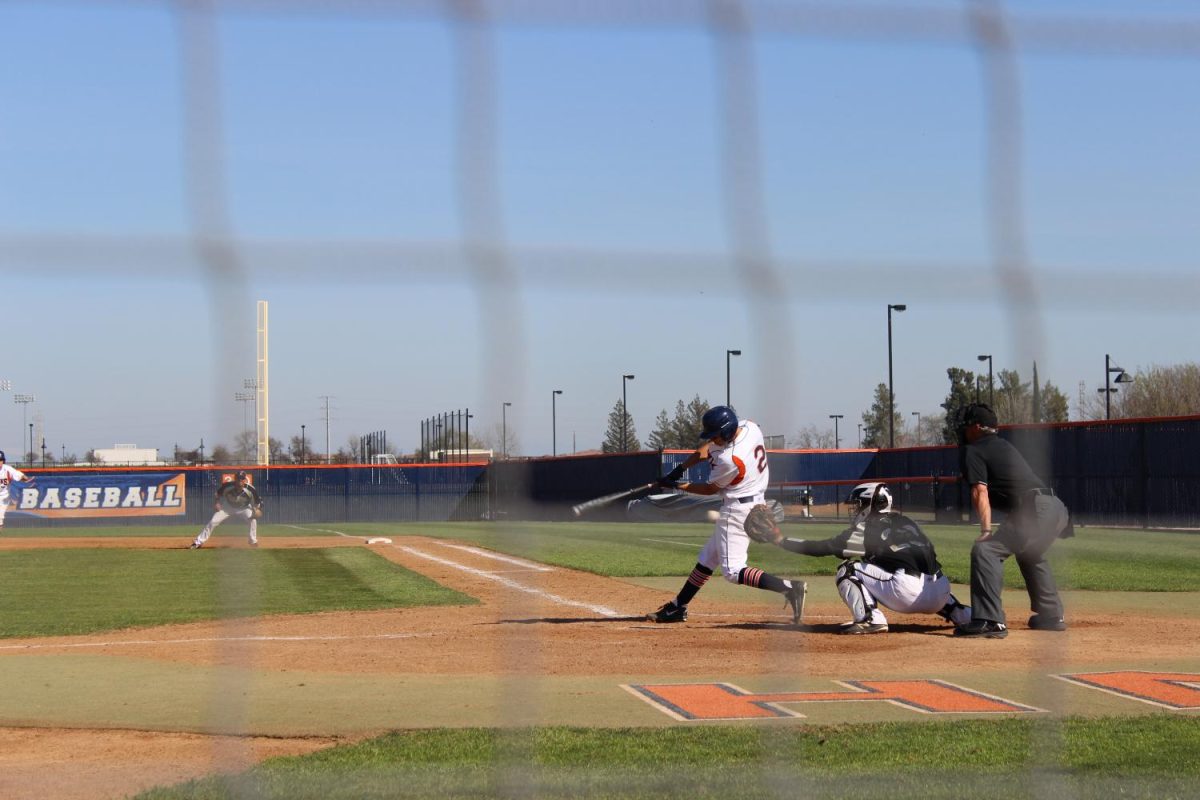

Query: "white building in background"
left=92, top=444, right=164, bottom=466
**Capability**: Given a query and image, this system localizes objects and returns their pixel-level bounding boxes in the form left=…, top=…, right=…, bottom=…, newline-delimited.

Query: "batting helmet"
left=699, top=405, right=739, bottom=441
left=846, top=482, right=893, bottom=518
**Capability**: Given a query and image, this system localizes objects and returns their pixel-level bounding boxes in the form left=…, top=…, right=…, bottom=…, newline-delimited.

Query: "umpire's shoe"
left=783, top=582, right=807, bottom=625
left=648, top=601, right=687, bottom=623
left=1028, top=614, right=1067, bottom=631
left=953, top=620, right=1008, bottom=639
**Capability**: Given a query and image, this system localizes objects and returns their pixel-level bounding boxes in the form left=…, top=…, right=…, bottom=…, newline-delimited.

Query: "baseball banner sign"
left=14, top=473, right=187, bottom=519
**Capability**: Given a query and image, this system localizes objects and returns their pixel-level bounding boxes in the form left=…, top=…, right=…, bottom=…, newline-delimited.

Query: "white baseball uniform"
left=0, top=462, right=30, bottom=527
left=193, top=479, right=261, bottom=546
left=696, top=420, right=771, bottom=582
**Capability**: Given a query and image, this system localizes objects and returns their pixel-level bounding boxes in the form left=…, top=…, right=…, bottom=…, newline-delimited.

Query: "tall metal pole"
left=726, top=350, right=741, bottom=407
left=912, top=411, right=921, bottom=445
left=1106, top=354, right=1112, bottom=420
left=552, top=390, right=562, bottom=456
left=465, top=409, right=472, bottom=461
left=830, top=414, right=844, bottom=450
left=887, top=304, right=906, bottom=448
left=622, top=374, right=635, bottom=452
left=978, top=355, right=993, bottom=408
left=301, top=424, right=306, bottom=464
left=502, top=402, right=511, bottom=459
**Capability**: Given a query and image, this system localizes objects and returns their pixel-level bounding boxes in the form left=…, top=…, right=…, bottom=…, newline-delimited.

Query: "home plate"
left=366, top=537, right=393, bottom=545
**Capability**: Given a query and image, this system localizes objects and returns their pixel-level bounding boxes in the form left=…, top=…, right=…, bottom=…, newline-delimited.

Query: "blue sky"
left=2, top=1, right=1198, bottom=460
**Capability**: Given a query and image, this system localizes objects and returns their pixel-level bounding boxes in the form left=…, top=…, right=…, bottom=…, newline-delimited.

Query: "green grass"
left=134, top=717, right=1200, bottom=799
left=360, top=520, right=1200, bottom=592
left=0, top=548, right=475, bottom=638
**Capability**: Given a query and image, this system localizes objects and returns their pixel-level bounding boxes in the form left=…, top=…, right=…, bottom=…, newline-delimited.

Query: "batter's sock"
left=738, top=567, right=792, bottom=594
left=674, top=563, right=713, bottom=607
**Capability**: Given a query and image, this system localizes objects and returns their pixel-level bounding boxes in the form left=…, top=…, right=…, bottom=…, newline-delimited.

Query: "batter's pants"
left=969, top=494, right=1069, bottom=624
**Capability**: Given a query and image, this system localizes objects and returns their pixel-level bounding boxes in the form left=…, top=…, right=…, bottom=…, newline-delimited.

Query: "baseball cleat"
left=839, top=621, right=888, bottom=635
left=188, top=543, right=202, bottom=550
left=1027, top=614, right=1066, bottom=631
left=783, top=582, right=807, bottom=625
left=647, top=601, right=688, bottom=623
left=953, top=620, right=1008, bottom=638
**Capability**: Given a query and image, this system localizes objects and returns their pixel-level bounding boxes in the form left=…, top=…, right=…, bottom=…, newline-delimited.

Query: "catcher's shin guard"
left=835, top=561, right=878, bottom=624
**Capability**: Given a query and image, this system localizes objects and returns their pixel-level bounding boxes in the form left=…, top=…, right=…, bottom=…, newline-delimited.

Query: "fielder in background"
left=646, top=405, right=806, bottom=625
left=189, top=470, right=263, bottom=549
left=0, top=450, right=34, bottom=531
left=761, top=482, right=971, bottom=634
left=955, top=403, right=1073, bottom=639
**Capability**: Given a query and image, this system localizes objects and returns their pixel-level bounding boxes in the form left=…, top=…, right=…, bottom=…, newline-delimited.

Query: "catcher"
left=745, top=482, right=970, bottom=634
left=189, top=470, right=263, bottom=549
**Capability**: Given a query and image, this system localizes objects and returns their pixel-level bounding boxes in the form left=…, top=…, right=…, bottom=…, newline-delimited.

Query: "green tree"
left=860, top=383, right=901, bottom=448
left=671, top=396, right=709, bottom=448
left=601, top=399, right=642, bottom=453
left=647, top=409, right=672, bottom=451
left=940, top=367, right=979, bottom=444
left=1041, top=383, right=1069, bottom=422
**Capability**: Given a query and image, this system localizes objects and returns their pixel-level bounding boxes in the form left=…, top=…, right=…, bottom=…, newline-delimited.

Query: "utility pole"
left=319, top=395, right=334, bottom=463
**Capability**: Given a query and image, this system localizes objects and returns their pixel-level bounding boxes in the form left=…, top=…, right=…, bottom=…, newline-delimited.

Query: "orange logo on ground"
left=1057, top=671, right=1200, bottom=710
left=624, top=680, right=1044, bottom=721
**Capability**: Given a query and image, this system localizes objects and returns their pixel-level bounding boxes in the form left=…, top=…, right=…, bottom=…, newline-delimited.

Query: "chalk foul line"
left=0, top=632, right=436, bottom=652
left=396, top=545, right=622, bottom=618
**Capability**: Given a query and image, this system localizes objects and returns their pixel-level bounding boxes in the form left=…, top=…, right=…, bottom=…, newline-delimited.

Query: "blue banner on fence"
left=14, top=472, right=187, bottom=519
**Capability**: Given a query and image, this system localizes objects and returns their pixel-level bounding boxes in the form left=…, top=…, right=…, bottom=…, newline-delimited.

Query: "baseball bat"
left=571, top=482, right=657, bottom=518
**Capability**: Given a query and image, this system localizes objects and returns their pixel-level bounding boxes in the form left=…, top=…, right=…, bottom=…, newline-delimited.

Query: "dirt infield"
left=1, top=535, right=1197, bottom=799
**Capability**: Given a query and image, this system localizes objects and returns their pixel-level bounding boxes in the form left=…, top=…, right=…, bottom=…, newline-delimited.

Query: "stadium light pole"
left=830, top=414, right=844, bottom=450
left=887, top=304, right=906, bottom=448
left=14, top=394, right=34, bottom=466
left=235, top=391, right=254, bottom=454
left=300, top=424, right=306, bottom=464
left=552, top=390, right=563, bottom=456
left=622, top=374, right=635, bottom=452
left=857, top=422, right=863, bottom=448
left=28, top=423, right=33, bottom=466
left=1104, top=354, right=1134, bottom=420
left=912, top=411, right=921, bottom=445
left=726, top=350, right=741, bottom=406
left=502, top=402, right=512, bottom=459
left=977, top=354, right=994, bottom=408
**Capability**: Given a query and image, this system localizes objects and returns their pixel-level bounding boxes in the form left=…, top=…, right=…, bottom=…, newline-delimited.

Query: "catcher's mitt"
left=744, top=503, right=783, bottom=544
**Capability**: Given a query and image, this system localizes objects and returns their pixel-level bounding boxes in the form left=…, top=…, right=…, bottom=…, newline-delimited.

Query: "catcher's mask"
left=846, top=482, right=892, bottom=524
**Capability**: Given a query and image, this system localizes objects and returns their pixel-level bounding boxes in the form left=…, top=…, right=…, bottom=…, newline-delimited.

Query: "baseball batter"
left=0, top=450, right=33, bottom=530
left=189, top=471, right=263, bottom=548
left=647, top=405, right=806, bottom=624
left=774, top=482, right=971, bottom=634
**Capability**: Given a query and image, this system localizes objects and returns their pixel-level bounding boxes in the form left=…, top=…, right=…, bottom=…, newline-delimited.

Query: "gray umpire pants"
left=969, top=494, right=1069, bottom=624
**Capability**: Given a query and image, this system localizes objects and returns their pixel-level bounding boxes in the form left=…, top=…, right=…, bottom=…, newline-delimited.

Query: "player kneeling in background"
left=189, top=471, right=263, bottom=549
left=765, top=482, right=970, bottom=634
left=646, top=405, right=807, bottom=625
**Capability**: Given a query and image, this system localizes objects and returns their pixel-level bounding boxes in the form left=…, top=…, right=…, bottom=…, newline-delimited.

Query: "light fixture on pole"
left=1103, top=354, right=1134, bottom=420
left=14, top=394, right=34, bottom=465
left=501, top=402, right=511, bottom=460
left=725, top=350, right=741, bottom=406
left=912, top=411, right=921, bottom=445
left=976, top=354, right=993, bottom=408
left=829, top=414, right=844, bottom=450
left=887, top=304, right=906, bottom=448
left=552, top=390, right=563, bottom=456
left=234, top=391, right=255, bottom=451
left=622, top=374, right=635, bottom=452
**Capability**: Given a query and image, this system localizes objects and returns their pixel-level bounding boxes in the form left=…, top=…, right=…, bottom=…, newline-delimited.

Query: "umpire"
left=954, top=403, right=1073, bottom=639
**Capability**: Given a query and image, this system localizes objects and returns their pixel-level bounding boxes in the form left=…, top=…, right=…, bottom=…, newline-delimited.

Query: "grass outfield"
left=0, top=548, right=475, bottom=638
left=134, top=717, right=1200, bottom=799
left=344, top=520, right=1199, bottom=592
